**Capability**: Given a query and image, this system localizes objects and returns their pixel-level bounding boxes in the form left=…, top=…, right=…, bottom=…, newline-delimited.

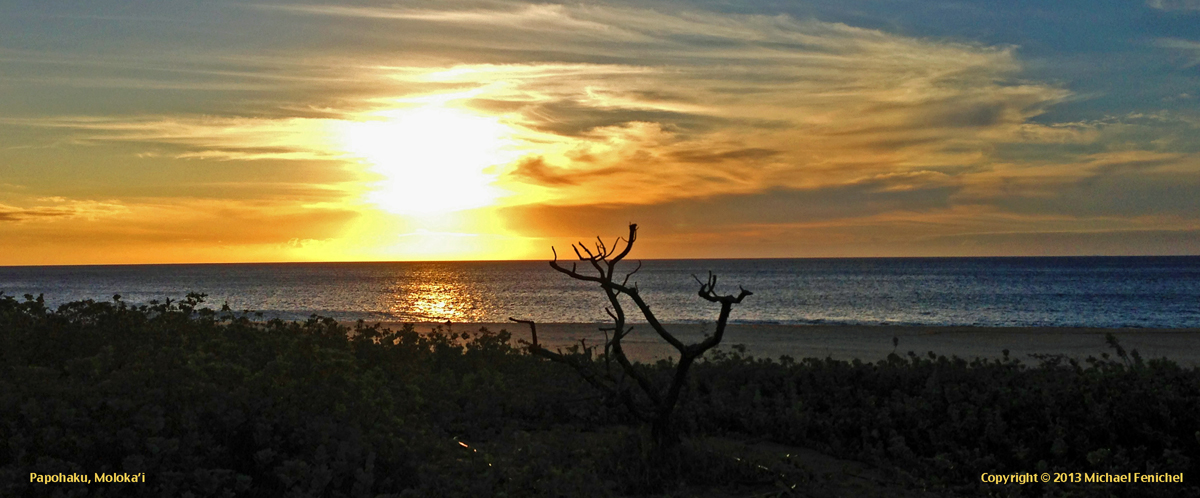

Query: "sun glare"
left=337, top=106, right=518, bottom=216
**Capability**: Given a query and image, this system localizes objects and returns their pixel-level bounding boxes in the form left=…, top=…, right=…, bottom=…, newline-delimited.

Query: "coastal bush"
left=4, top=291, right=1199, bottom=497
left=2, top=294, right=423, bottom=497
left=0, top=293, right=611, bottom=497
left=683, top=346, right=1200, bottom=497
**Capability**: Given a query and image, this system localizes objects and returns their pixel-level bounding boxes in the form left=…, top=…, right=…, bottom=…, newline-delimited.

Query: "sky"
left=1, top=0, right=1198, bottom=264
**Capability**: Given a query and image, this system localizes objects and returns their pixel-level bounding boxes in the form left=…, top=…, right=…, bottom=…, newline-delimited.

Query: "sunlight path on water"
left=382, top=265, right=495, bottom=322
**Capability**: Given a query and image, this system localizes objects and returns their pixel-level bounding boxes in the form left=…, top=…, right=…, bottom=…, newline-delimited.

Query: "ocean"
left=1, top=257, right=1199, bottom=328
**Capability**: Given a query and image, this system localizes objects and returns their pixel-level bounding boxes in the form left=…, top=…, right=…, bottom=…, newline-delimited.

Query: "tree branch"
left=609, top=223, right=637, bottom=264
left=622, top=260, right=642, bottom=287
left=539, top=223, right=750, bottom=448
left=508, top=317, right=538, bottom=346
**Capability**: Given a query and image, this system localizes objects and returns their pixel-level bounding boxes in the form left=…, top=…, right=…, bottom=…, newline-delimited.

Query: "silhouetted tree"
left=511, top=223, right=751, bottom=448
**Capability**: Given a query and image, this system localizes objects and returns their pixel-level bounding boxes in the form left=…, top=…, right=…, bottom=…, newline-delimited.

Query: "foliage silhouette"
left=4, top=291, right=1199, bottom=496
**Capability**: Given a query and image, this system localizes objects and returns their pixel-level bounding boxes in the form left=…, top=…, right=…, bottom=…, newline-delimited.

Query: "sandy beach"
left=380, top=322, right=1200, bottom=366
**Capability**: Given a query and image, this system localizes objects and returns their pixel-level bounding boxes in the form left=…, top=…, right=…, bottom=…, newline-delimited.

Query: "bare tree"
left=510, top=223, right=751, bottom=447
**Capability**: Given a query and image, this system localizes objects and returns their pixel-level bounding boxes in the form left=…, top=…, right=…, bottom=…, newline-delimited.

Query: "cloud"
left=1147, top=0, right=1200, bottom=12
left=916, top=229, right=1200, bottom=257
left=0, top=206, right=71, bottom=222
left=508, top=156, right=581, bottom=186
left=269, top=2, right=622, bottom=35
left=6, top=0, right=1200, bottom=259
left=502, top=172, right=961, bottom=237
left=668, top=147, right=781, bottom=164
left=0, top=198, right=128, bottom=223
left=504, top=200, right=1200, bottom=258
left=284, top=3, right=1068, bottom=208
left=3, top=115, right=349, bottom=162
left=0, top=46, right=383, bottom=101
left=1158, top=38, right=1200, bottom=67
left=7, top=2, right=1074, bottom=213
left=0, top=195, right=348, bottom=243
left=990, top=169, right=1200, bottom=218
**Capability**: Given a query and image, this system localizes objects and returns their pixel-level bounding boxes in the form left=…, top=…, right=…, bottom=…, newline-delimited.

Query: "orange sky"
left=2, top=1, right=1199, bottom=265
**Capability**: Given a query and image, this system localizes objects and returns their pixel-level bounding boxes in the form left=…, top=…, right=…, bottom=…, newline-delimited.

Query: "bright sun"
left=336, top=106, right=517, bottom=216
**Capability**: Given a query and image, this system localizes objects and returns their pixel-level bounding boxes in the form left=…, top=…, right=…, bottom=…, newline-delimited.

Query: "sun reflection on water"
left=385, top=267, right=496, bottom=322
left=407, top=284, right=469, bottom=321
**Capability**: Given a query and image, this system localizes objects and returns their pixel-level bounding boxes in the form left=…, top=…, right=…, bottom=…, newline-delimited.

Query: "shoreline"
left=374, top=322, right=1200, bottom=366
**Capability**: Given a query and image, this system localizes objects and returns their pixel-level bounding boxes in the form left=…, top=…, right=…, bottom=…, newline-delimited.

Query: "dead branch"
left=508, top=317, right=538, bottom=346
left=534, top=223, right=750, bottom=448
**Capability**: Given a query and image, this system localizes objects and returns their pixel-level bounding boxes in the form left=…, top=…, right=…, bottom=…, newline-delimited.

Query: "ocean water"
left=2, top=257, right=1199, bottom=328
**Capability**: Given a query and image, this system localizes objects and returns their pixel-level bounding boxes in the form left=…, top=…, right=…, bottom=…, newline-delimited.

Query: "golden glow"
left=10, top=2, right=1199, bottom=266
left=384, top=268, right=484, bottom=321
left=404, top=283, right=471, bottom=321
left=316, top=208, right=545, bottom=262
left=335, top=106, right=519, bottom=216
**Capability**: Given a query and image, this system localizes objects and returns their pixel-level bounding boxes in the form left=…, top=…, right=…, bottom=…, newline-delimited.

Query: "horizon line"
left=4, top=253, right=1200, bottom=269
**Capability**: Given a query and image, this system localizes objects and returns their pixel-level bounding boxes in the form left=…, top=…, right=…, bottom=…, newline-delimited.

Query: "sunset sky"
left=2, top=0, right=1199, bottom=264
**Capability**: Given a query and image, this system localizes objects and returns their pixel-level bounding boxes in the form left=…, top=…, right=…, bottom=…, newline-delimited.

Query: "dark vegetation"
left=4, top=293, right=1200, bottom=496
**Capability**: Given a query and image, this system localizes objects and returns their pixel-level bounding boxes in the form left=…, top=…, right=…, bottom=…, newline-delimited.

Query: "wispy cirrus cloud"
left=1147, top=0, right=1200, bottom=11
left=10, top=3, right=1075, bottom=210
left=267, top=2, right=623, bottom=34
left=4, top=0, right=1199, bottom=260
left=2, top=115, right=347, bottom=162
left=1158, top=38, right=1200, bottom=68
left=0, top=197, right=129, bottom=223
left=354, top=6, right=1073, bottom=208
